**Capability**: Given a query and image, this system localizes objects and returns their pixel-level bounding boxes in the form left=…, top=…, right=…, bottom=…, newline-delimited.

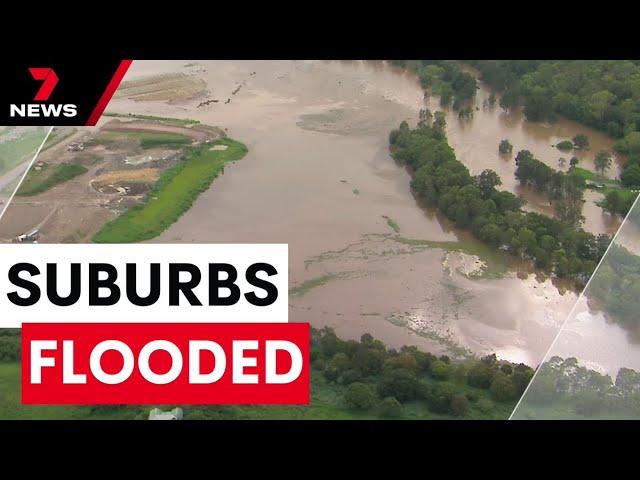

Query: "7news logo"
left=9, top=67, right=77, bottom=118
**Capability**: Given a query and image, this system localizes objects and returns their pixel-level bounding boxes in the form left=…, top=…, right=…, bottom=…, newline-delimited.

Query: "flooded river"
left=106, top=60, right=629, bottom=366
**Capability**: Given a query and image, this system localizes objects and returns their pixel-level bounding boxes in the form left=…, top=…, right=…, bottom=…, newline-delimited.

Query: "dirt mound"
left=91, top=168, right=160, bottom=195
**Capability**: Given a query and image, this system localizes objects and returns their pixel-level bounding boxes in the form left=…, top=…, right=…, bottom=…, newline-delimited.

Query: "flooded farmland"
left=102, top=60, right=629, bottom=366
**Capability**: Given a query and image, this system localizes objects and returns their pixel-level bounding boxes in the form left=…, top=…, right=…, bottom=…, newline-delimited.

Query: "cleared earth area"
left=0, top=118, right=226, bottom=243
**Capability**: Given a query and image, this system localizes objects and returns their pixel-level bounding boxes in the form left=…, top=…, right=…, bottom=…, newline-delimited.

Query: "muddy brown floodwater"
left=105, top=60, right=624, bottom=366
left=424, top=67, right=622, bottom=236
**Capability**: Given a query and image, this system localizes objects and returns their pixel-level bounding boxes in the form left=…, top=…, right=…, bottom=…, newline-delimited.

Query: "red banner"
left=22, top=323, right=309, bottom=405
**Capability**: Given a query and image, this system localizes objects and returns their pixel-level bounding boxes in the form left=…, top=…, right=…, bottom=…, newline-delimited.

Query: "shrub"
left=344, top=382, right=376, bottom=411
left=378, top=397, right=403, bottom=419
left=377, top=369, right=420, bottom=402
left=451, top=394, right=470, bottom=417
left=424, top=382, right=456, bottom=414
left=430, top=360, right=453, bottom=380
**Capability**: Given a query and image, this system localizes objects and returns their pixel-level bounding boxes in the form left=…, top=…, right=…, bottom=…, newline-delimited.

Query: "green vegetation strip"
left=103, top=112, right=200, bottom=126
left=290, top=274, right=338, bottom=297
left=93, top=138, right=247, bottom=243
left=17, top=163, right=87, bottom=196
left=393, top=236, right=509, bottom=278
left=93, top=130, right=192, bottom=149
left=382, top=215, right=400, bottom=233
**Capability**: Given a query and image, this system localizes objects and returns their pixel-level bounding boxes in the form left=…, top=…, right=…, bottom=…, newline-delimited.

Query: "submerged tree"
left=569, top=156, right=580, bottom=169
left=458, top=106, right=473, bottom=119
left=344, top=382, right=376, bottom=411
left=433, top=111, right=447, bottom=130
left=573, top=134, right=590, bottom=150
left=595, top=150, right=612, bottom=175
left=378, top=396, right=403, bottom=419
left=499, top=139, right=513, bottom=154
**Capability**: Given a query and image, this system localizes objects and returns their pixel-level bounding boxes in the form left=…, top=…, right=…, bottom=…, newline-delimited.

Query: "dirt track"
left=101, top=119, right=210, bottom=142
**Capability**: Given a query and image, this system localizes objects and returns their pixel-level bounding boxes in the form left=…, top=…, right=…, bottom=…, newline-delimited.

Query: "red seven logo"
left=28, top=67, right=59, bottom=101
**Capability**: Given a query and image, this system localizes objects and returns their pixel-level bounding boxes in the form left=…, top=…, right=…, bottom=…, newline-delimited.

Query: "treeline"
left=514, top=150, right=586, bottom=226
left=589, top=243, right=640, bottom=340
left=186, top=328, right=534, bottom=419
left=523, top=356, right=640, bottom=418
left=389, top=119, right=610, bottom=286
left=69, top=327, right=534, bottom=420
left=390, top=60, right=477, bottom=110
left=470, top=60, right=640, bottom=191
left=470, top=60, right=640, bottom=136
left=310, top=327, right=532, bottom=418
left=0, top=326, right=530, bottom=419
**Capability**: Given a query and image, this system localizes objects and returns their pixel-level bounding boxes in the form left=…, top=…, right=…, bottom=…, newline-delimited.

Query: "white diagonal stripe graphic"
left=0, top=126, right=54, bottom=223
left=509, top=190, right=640, bottom=420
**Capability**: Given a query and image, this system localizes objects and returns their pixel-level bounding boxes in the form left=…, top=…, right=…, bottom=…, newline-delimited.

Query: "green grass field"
left=570, top=167, right=617, bottom=185
left=0, top=128, right=48, bottom=176
left=93, top=138, right=248, bottom=243
left=0, top=363, right=134, bottom=419
left=570, top=166, right=637, bottom=209
left=17, top=163, right=88, bottom=196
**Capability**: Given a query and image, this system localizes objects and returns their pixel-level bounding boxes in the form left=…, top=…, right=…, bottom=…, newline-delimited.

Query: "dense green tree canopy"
left=471, top=61, right=640, bottom=137
left=390, top=119, right=607, bottom=285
